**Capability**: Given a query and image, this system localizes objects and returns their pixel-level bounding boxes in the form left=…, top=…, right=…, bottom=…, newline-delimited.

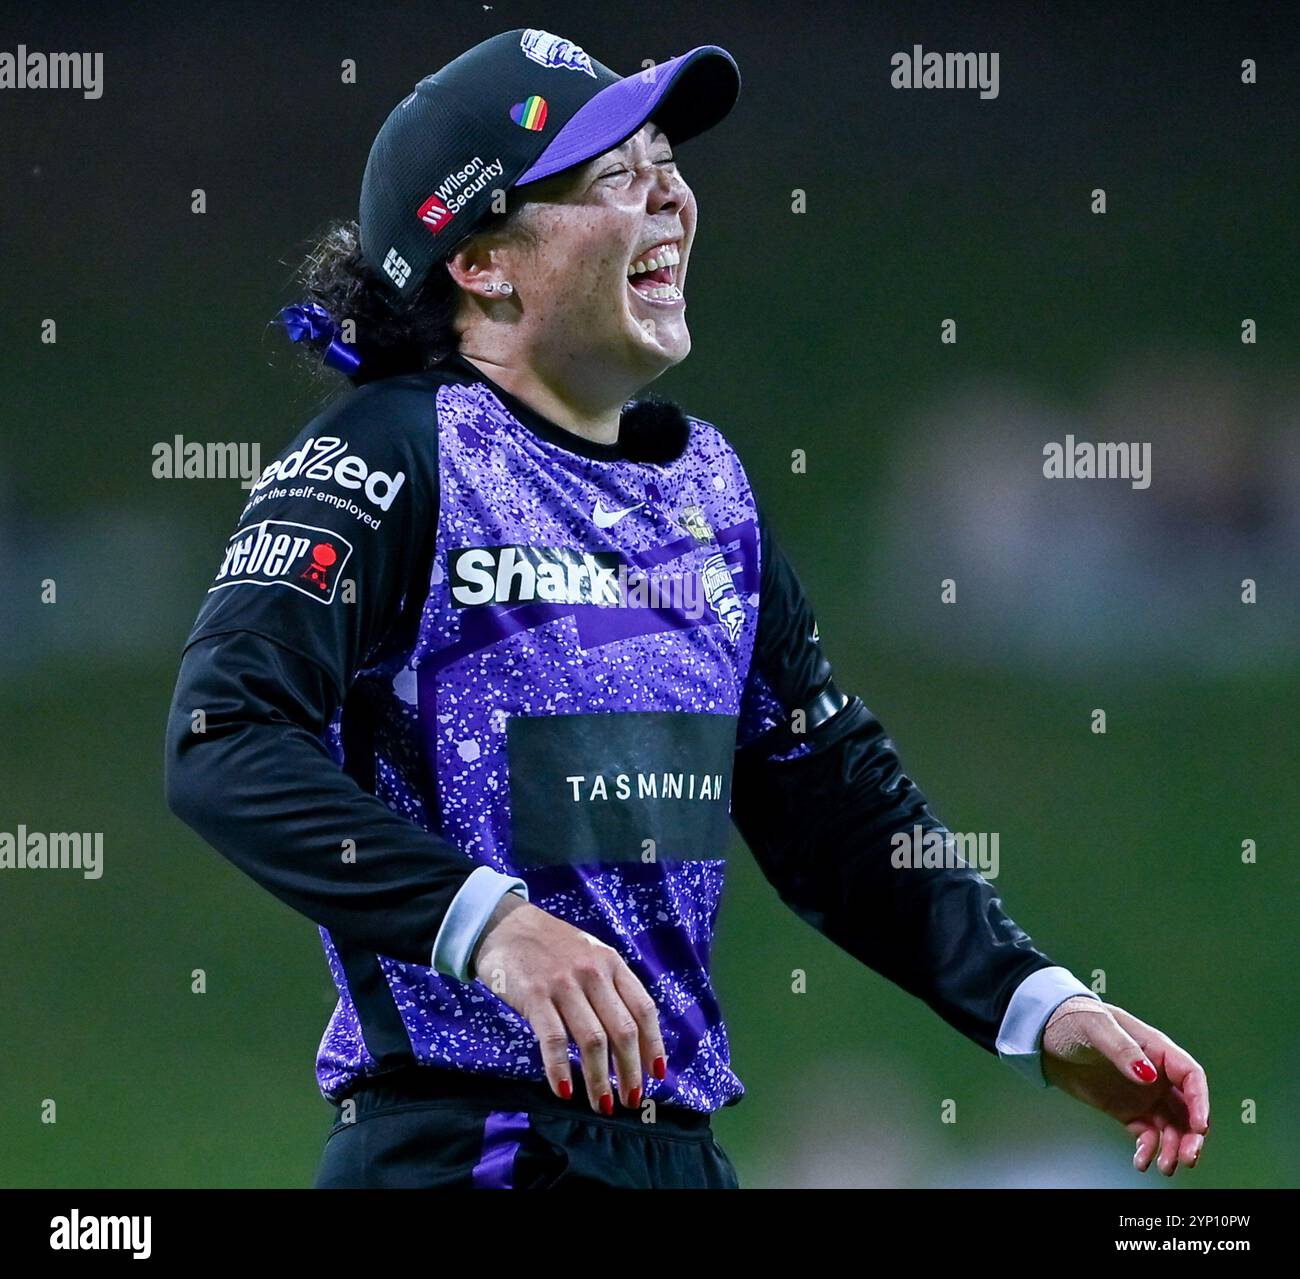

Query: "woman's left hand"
left=1040, top=996, right=1210, bottom=1176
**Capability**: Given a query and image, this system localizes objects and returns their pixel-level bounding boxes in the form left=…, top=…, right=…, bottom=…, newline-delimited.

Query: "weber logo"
left=210, top=520, right=352, bottom=604
left=449, top=545, right=622, bottom=607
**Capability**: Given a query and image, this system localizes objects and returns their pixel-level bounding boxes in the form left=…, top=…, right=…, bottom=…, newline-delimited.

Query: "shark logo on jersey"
left=449, top=545, right=623, bottom=607
left=519, top=29, right=598, bottom=77
left=700, top=552, right=744, bottom=641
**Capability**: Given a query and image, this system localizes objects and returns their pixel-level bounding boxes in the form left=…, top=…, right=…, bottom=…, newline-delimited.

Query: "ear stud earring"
left=484, top=281, right=514, bottom=296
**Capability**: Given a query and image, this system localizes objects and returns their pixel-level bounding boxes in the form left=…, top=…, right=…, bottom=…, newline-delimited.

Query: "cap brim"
left=514, top=45, right=740, bottom=186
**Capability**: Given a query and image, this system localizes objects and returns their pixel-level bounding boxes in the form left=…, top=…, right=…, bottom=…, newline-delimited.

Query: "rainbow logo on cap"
left=510, top=95, right=549, bottom=131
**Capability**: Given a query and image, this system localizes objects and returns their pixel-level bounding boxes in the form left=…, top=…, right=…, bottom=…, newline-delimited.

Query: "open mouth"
left=626, top=239, right=683, bottom=303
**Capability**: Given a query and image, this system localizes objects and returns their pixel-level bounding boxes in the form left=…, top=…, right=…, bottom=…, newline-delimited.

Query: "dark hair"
left=288, top=196, right=534, bottom=387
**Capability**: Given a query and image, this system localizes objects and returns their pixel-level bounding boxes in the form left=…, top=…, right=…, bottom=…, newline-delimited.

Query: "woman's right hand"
left=469, top=894, right=667, bottom=1114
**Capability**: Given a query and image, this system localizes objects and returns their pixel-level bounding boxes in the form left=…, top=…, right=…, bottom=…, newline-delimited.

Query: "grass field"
left=1, top=649, right=1291, bottom=1188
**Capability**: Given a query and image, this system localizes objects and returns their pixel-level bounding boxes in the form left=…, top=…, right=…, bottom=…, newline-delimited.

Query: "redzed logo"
left=417, top=192, right=454, bottom=234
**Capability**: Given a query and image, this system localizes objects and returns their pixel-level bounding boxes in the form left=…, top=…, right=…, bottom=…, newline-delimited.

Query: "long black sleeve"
left=166, top=632, right=472, bottom=965
left=731, top=509, right=1056, bottom=1053
left=164, top=373, right=476, bottom=966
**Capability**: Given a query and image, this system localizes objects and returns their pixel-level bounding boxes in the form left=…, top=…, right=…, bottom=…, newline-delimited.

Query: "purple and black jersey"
left=166, top=352, right=1062, bottom=1112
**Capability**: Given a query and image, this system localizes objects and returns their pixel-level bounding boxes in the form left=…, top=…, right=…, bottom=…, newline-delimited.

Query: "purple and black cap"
left=358, top=28, right=741, bottom=297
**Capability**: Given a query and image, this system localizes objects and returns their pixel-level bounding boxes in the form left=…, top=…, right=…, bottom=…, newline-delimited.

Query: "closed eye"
left=600, top=157, right=676, bottom=180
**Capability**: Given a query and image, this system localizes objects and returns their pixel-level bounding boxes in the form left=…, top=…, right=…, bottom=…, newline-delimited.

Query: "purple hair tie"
left=279, top=302, right=362, bottom=375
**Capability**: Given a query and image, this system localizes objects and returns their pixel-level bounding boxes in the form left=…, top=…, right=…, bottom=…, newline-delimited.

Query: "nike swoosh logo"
left=593, top=500, right=645, bottom=529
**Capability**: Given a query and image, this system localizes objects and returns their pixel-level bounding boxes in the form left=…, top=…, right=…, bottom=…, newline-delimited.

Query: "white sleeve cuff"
left=430, top=865, right=529, bottom=983
left=996, top=965, right=1101, bottom=1088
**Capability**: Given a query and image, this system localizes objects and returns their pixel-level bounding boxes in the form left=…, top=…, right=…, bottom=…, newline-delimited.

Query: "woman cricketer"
left=164, top=27, right=1209, bottom=1189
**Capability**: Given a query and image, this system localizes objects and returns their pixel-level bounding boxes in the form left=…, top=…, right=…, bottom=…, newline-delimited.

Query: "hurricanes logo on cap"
left=510, top=95, right=549, bottom=131
left=519, top=29, right=597, bottom=78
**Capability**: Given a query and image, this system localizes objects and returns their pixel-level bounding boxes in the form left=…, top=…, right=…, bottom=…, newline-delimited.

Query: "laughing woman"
left=165, top=27, right=1209, bottom=1189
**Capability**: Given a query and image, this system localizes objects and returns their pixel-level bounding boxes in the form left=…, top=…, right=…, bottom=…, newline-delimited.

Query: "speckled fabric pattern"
left=316, top=375, right=766, bottom=1111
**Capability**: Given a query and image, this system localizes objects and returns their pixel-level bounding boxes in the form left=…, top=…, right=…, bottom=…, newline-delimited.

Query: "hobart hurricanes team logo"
left=209, top=520, right=353, bottom=604
left=518, top=29, right=597, bottom=77
left=677, top=504, right=715, bottom=544
left=700, top=552, right=745, bottom=641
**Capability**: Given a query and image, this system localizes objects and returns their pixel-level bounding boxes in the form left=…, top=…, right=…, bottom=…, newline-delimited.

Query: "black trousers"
left=314, top=1066, right=741, bottom=1190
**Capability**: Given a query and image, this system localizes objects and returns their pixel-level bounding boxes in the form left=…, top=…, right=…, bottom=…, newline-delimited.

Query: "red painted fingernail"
left=599, top=1093, right=613, bottom=1116
left=557, top=1078, right=573, bottom=1100
left=1132, top=1060, right=1158, bottom=1082
left=652, top=1056, right=666, bottom=1080
left=629, top=1087, right=641, bottom=1108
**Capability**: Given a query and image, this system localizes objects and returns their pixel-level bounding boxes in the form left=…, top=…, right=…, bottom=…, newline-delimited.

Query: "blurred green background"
left=2, top=0, right=1296, bottom=1188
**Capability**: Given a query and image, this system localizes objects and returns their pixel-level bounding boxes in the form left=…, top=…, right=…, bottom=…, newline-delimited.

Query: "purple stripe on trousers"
left=471, top=1110, right=532, bottom=1189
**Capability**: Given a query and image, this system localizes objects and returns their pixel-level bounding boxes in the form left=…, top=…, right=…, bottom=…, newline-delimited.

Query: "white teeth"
left=636, top=284, right=683, bottom=301
left=626, top=242, right=681, bottom=278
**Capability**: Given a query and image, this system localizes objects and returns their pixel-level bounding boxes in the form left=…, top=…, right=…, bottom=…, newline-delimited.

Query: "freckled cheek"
left=573, top=256, right=624, bottom=305
left=531, top=260, right=581, bottom=307
left=533, top=262, right=611, bottom=321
